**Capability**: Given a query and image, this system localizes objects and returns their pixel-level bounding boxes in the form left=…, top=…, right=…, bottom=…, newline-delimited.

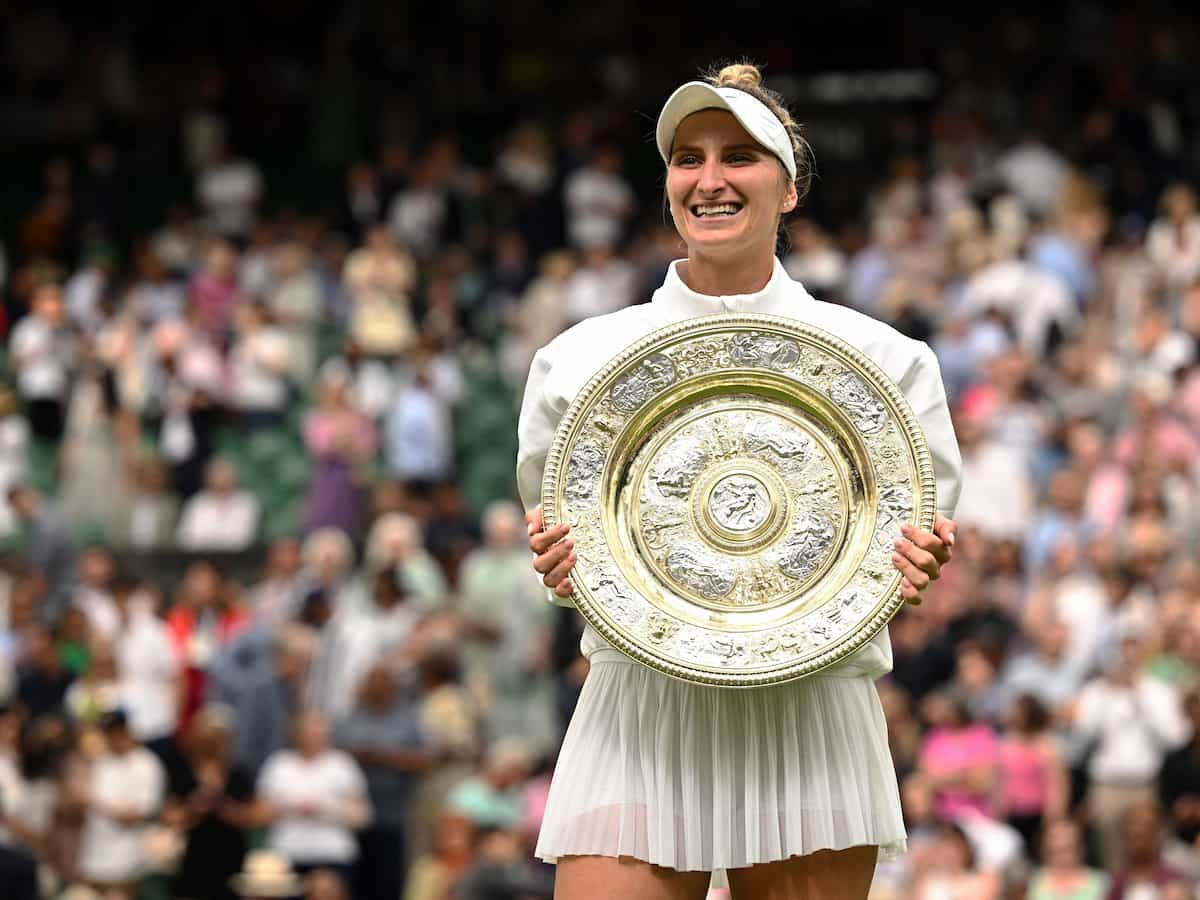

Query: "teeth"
left=694, top=204, right=741, bottom=217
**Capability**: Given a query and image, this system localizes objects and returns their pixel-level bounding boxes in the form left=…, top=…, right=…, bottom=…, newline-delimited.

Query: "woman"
left=1026, top=819, right=1109, bottom=900
left=996, top=694, right=1068, bottom=854
left=518, top=64, right=961, bottom=898
left=917, top=691, right=997, bottom=822
left=167, top=707, right=261, bottom=900
left=303, top=360, right=378, bottom=540
left=910, top=823, right=1000, bottom=900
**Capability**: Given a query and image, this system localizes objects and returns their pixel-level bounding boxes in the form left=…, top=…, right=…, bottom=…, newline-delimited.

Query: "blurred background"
left=1, top=1, right=1200, bottom=898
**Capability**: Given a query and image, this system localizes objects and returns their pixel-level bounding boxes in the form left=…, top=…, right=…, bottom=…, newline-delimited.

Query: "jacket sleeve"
left=898, top=344, right=963, bottom=518
left=515, top=342, right=577, bottom=608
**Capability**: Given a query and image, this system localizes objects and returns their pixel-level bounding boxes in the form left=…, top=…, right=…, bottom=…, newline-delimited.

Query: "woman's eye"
left=675, top=155, right=700, bottom=166
left=727, top=153, right=753, bottom=163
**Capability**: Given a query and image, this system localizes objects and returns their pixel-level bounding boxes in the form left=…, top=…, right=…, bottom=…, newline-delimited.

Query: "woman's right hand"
left=526, top=505, right=576, bottom=598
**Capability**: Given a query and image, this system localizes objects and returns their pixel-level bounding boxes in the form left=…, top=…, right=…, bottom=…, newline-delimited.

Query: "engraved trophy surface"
left=542, top=314, right=935, bottom=688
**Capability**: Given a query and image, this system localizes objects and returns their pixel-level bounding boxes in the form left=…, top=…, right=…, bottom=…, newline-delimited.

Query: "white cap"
left=656, top=81, right=796, bottom=181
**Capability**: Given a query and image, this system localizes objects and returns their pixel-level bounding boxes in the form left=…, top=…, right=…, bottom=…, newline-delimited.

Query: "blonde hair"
left=704, top=61, right=814, bottom=205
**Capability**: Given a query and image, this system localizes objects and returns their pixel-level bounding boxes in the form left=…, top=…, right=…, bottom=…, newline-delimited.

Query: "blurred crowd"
left=4, top=3, right=1200, bottom=900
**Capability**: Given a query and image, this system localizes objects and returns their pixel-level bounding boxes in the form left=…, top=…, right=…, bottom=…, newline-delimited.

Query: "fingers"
left=892, top=551, right=932, bottom=593
left=533, top=537, right=573, bottom=576
left=899, top=577, right=922, bottom=605
left=542, top=545, right=577, bottom=590
left=554, top=577, right=575, bottom=598
left=901, top=522, right=949, bottom=565
left=894, top=535, right=940, bottom=580
left=525, top=506, right=543, bottom=535
left=529, top=522, right=570, bottom=555
left=934, top=513, right=958, bottom=551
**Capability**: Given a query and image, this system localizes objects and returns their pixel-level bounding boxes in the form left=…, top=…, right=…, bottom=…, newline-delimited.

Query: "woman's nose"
left=696, top=158, right=726, bottom=194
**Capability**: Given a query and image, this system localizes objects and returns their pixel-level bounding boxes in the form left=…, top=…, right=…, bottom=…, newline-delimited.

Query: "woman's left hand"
left=891, top=513, right=957, bottom=604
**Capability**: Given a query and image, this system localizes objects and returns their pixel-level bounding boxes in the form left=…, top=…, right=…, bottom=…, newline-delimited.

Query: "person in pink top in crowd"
left=918, top=691, right=997, bottom=821
left=995, top=693, right=1069, bottom=854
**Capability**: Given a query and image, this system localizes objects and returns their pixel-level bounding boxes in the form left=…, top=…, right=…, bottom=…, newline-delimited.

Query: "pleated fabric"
left=535, top=652, right=906, bottom=872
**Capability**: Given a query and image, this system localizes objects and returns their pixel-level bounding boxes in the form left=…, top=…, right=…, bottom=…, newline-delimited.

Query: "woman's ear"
left=781, top=180, right=799, bottom=213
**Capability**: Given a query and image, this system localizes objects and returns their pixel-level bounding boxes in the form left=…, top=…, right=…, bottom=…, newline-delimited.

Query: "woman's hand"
left=526, top=505, right=576, bottom=598
left=892, top=513, right=957, bottom=604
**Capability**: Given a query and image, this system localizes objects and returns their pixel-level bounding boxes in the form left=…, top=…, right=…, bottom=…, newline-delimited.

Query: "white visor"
left=655, top=81, right=796, bottom=181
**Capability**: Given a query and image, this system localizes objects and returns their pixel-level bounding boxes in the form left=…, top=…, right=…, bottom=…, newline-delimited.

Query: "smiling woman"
left=518, top=61, right=963, bottom=900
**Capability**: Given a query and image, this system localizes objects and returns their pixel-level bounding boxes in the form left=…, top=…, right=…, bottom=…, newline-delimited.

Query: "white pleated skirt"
left=535, top=650, right=906, bottom=872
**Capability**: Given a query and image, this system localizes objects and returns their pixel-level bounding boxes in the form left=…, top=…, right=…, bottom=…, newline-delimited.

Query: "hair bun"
left=713, top=63, right=763, bottom=90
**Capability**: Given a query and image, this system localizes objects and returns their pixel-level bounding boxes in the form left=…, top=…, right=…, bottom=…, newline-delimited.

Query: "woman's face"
left=666, top=109, right=796, bottom=263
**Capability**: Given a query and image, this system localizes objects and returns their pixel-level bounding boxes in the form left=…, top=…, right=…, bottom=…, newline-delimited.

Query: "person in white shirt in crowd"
left=77, top=709, right=166, bottom=898
left=385, top=365, right=454, bottom=485
left=1070, top=632, right=1192, bottom=870
left=196, top=138, right=264, bottom=241
left=560, top=241, right=638, bottom=327
left=257, top=709, right=371, bottom=884
left=952, top=409, right=1035, bottom=542
left=228, top=302, right=292, bottom=431
left=307, top=567, right=421, bottom=721
left=73, top=545, right=120, bottom=643
left=250, top=536, right=305, bottom=627
left=110, top=575, right=181, bottom=751
left=0, top=386, right=30, bottom=539
left=176, top=458, right=261, bottom=552
left=782, top=218, right=847, bottom=301
left=9, top=281, right=76, bottom=442
left=110, top=454, right=180, bottom=552
left=457, top=500, right=559, bottom=756
left=388, top=139, right=458, bottom=262
left=993, top=132, right=1069, bottom=220
left=1145, top=182, right=1200, bottom=303
left=363, top=513, right=448, bottom=612
left=267, top=240, right=323, bottom=383
left=563, top=144, right=635, bottom=251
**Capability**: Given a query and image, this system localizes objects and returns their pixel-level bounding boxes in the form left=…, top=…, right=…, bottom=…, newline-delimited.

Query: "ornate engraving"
left=744, top=418, right=813, bottom=463
left=645, top=611, right=681, bottom=643
left=708, top=474, right=770, bottom=532
left=730, top=332, right=801, bottom=369
left=830, top=372, right=887, bottom=434
left=874, top=484, right=914, bottom=546
left=564, top=445, right=605, bottom=501
left=665, top=546, right=736, bottom=599
left=648, top=437, right=708, bottom=499
left=777, top=513, right=836, bottom=581
left=610, top=353, right=677, bottom=413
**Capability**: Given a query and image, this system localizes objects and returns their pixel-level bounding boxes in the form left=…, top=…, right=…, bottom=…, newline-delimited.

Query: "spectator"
left=228, top=302, right=291, bottom=431
left=563, top=144, right=634, bottom=251
left=335, top=664, right=437, bottom=900
left=1027, top=819, right=1110, bottom=900
left=1073, top=636, right=1192, bottom=868
left=458, top=501, right=558, bottom=754
left=176, top=459, right=261, bottom=552
left=363, top=513, right=448, bottom=611
left=1106, top=801, right=1184, bottom=899
left=109, top=454, right=180, bottom=552
left=196, top=140, right=264, bottom=241
left=233, top=624, right=315, bottom=776
left=257, top=710, right=371, bottom=884
left=911, top=823, right=1001, bottom=900
left=918, top=691, right=998, bottom=821
left=9, top=281, right=75, bottom=442
left=7, top=484, right=77, bottom=620
left=303, top=360, right=378, bottom=539
left=308, top=568, right=421, bottom=721
left=167, top=706, right=259, bottom=900
left=111, top=576, right=180, bottom=751
left=76, top=709, right=166, bottom=897
left=385, top=366, right=453, bottom=486
left=1146, top=183, right=1200, bottom=303
left=446, top=737, right=533, bottom=831
left=996, top=694, right=1069, bottom=853
left=1157, top=690, right=1200, bottom=848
